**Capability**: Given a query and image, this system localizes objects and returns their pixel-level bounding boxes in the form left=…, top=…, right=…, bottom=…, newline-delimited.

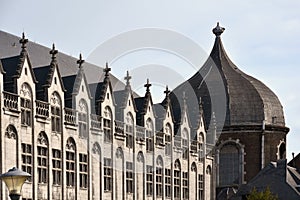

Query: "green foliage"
left=246, top=187, right=278, bottom=200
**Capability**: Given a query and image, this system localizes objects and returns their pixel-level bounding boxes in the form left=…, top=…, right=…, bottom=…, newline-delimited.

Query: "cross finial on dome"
left=19, top=32, right=28, bottom=50
left=50, top=43, right=58, bottom=60
left=212, top=22, right=225, bottom=37
left=144, top=79, right=152, bottom=93
left=77, top=53, right=85, bottom=68
left=103, top=62, right=111, bottom=77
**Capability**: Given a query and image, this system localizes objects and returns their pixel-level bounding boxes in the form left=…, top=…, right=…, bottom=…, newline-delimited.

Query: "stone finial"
left=144, top=78, right=152, bottom=93
left=124, top=70, right=132, bottom=88
left=103, top=62, right=111, bottom=77
left=49, top=43, right=58, bottom=60
left=19, top=32, right=28, bottom=50
left=77, top=53, right=85, bottom=68
left=164, top=85, right=170, bottom=98
left=212, top=22, right=225, bottom=37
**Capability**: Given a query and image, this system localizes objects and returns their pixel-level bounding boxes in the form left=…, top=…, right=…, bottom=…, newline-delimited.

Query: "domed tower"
left=171, top=23, right=290, bottom=194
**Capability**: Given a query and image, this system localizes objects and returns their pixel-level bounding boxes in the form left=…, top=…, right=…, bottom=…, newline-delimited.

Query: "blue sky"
left=1, top=0, right=299, bottom=160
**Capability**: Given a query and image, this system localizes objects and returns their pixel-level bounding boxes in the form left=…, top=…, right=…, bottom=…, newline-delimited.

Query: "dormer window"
left=54, top=77, right=57, bottom=84
left=25, top=68, right=28, bottom=75
left=107, top=93, right=109, bottom=100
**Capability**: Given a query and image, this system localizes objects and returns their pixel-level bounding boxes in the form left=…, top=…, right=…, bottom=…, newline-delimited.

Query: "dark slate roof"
left=62, top=75, right=77, bottom=108
left=236, top=160, right=300, bottom=200
left=33, top=65, right=51, bottom=100
left=1, top=55, right=21, bottom=92
left=134, top=92, right=155, bottom=126
left=153, top=103, right=166, bottom=132
left=0, top=30, right=125, bottom=89
left=171, top=24, right=287, bottom=132
left=288, top=153, right=300, bottom=169
left=1, top=51, right=37, bottom=92
left=114, top=90, right=128, bottom=108
left=62, top=66, right=92, bottom=108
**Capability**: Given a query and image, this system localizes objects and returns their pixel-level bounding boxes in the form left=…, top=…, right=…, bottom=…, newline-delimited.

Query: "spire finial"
left=124, top=70, right=132, bottom=88
left=144, top=79, right=152, bottom=93
left=164, top=85, right=170, bottom=97
left=212, top=22, right=225, bottom=37
left=77, top=53, right=85, bottom=68
left=49, top=43, right=58, bottom=60
left=19, top=32, right=28, bottom=50
left=103, top=62, right=111, bottom=77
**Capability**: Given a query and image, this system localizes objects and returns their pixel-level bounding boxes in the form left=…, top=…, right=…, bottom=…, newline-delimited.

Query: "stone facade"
left=0, top=33, right=213, bottom=200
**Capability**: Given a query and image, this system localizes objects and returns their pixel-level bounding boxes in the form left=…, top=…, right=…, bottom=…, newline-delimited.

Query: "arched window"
left=103, top=106, right=112, bottom=142
left=219, top=143, right=241, bottom=186
left=165, top=123, right=172, bottom=156
left=156, top=156, right=163, bottom=197
left=66, top=138, right=76, bottom=187
left=174, top=159, right=181, bottom=198
left=182, top=128, right=188, bottom=160
left=20, top=83, right=32, bottom=126
left=37, top=132, right=48, bottom=183
left=51, top=92, right=62, bottom=133
left=126, top=112, right=134, bottom=148
left=146, top=118, right=154, bottom=152
left=78, top=99, right=88, bottom=138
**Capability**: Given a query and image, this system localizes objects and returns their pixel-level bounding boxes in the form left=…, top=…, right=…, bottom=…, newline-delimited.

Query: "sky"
left=0, top=0, right=299, bottom=160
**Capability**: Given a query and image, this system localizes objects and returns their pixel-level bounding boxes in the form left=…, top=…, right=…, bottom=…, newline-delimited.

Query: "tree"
left=246, top=187, right=278, bottom=200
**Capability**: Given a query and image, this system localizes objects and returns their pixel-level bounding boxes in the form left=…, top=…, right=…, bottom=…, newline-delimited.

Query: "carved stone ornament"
left=79, top=99, right=87, bottom=113
left=116, top=147, right=123, bottom=159
left=37, top=132, right=48, bottom=146
left=174, top=160, right=181, bottom=169
left=51, top=92, right=61, bottom=106
left=156, top=156, right=163, bottom=166
left=191, top=163, right=197, bottom=172
left=137, top=152, right=144, bottom=163
left=20, top=83, right=32, bottom=98
left=5, top=125, right=17, bottom=139
left=66, top=139, right=75, bottom=151
left=92, top=143, right=101, bottom=155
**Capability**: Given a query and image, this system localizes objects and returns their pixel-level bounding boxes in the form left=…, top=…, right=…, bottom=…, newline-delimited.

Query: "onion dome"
left=173, top=23, right=287, bottom=130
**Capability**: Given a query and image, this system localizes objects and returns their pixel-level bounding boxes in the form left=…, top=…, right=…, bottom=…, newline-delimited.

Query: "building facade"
left=0, top=23, right=290, bottom=200
left=0, top=33, right=213, bottom=200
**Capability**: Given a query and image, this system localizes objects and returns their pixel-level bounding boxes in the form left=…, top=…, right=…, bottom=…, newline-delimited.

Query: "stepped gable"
left=171, top=23, right=286, bottom=131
